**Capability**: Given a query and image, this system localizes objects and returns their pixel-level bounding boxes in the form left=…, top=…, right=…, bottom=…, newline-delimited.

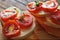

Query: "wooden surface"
left=0, top=0, right=60, bottom=40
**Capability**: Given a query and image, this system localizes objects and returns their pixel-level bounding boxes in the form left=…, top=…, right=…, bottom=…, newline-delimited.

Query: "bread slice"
left=1, top=7, right=36, bottom=39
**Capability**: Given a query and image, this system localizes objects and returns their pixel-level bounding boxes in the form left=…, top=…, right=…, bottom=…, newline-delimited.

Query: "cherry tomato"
left=0, top=10, right=17, bottom=22
left=27, top=1, right=42, bottom=13
left=50, top=10, right=60, bottom=25
left=41, top=0, right=58, bottom=13
left=2, top=20, right=21, bottom=38
left=18, top=13, right=33, bottom=30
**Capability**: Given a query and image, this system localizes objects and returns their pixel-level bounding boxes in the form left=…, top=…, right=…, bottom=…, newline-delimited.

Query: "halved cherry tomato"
left=50, top=10, right=60, bottom=25
left=41, top=0, right=58, bottom=13
left=0, top=10, right=17, bottom=22
left=18, top=13, right=33, bottom=30
left=27, top=1, right=42, bottom=13
left=2, top=20, right=20, bottom=38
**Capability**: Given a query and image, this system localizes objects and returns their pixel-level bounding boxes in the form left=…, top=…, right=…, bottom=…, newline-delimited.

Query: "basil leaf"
left=35, top=1, right=39, bottom=6
left=19, top=16, right=25, bottom=22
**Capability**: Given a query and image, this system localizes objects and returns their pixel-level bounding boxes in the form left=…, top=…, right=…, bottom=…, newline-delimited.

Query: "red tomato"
left=0, top=10, right=17, bottom=22
left=50, top=0, right=56, bottom=2
left=41, top=0, right=58, bottom=13
left=18, top=14, right=33, bottom=30
left=2, top=20, right=21, bottom=38
left=50, top=10, right=60, bottom=25
left=27, top=2, right=42, bottom=13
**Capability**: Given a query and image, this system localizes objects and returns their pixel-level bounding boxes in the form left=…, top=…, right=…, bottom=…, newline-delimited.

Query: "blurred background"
left=0, top=0, right=50, bottom=11
left=0, top=0, right=60, bottom=40
left=0, top=0, right=60, bottom=11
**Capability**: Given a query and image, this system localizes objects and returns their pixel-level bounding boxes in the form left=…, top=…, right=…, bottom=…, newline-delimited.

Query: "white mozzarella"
left=29, top=2, right=36, bottom=9
left=1, top=10, right=16, bottom=18
left=42, top=1, right=54, bottom=8
left=39, top=11, right=46, bottom=15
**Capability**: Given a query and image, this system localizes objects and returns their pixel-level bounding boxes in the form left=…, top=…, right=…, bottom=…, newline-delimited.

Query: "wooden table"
left=0, top=0, right=60, bottom=40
